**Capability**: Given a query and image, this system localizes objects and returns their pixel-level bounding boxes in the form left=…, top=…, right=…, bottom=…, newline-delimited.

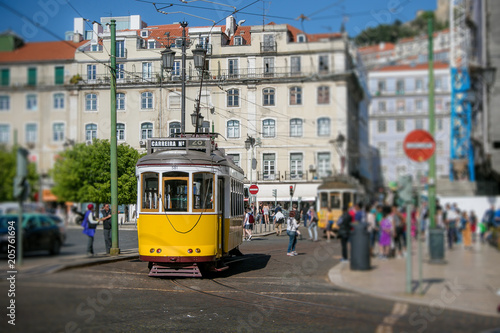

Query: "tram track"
left=170, top=277, right=410, bottom=330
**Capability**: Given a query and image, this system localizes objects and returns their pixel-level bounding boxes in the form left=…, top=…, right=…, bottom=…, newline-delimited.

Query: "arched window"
left=85, top=123, right=97, bottom=141
left=141, top=122, right=153, bottom=139
left=169, top=122, right=181, bottom=136
left=117, top=123, right=125, bottom=141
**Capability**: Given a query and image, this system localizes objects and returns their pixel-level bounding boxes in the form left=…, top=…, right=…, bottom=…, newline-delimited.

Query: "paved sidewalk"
left=329, top=239, right=500, bottom=317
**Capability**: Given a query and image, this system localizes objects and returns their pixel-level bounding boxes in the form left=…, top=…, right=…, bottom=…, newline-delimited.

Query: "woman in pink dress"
left=379, top=208, right=393, bottom=260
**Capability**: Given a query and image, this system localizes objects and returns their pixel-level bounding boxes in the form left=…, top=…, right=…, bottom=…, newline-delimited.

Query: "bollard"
left=350, top=222, right=371, bottom=271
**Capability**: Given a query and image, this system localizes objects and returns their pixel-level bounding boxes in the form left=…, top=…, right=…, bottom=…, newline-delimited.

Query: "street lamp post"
left=161, top=30, right=207, bottom=134
left=245, top=136, right=257, bottom=205
left=330, top=133, right=346, bottom=174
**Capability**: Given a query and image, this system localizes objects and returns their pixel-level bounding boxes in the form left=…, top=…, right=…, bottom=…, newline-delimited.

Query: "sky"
left=0, top=0, right=437, bottom=42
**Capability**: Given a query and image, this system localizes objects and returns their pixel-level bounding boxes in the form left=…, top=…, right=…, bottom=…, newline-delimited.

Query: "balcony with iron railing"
left=260, top=42, right=277, bottom=53
left=255, top=170, right=316, bottom=182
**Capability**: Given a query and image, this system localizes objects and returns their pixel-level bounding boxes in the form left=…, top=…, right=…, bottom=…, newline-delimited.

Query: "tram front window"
left=142, top=172, right=159, bottom=212
left=193, top=172, right=214, bottom=211
left=163, top=172, right=189, bottom=212
left=320, top=193, right=328, bottom=209
left=330, top=193, right=341, bottom=209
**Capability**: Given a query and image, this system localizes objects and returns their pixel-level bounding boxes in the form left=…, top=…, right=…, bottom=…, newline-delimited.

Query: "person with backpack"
left=286, top=210, right=299, bottom=256
left=243, top=207, right=254, bottom=241
left=82, top=204, right=100, bottom=257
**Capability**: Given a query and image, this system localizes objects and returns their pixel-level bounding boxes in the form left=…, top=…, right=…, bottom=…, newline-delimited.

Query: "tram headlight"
left=156, top=249, right=162, bottom=253
left=195, top=248, right=201, bottom=253
left=187, top=249, right=193, bottom=254
left=150, top=248, right=155, bottom=253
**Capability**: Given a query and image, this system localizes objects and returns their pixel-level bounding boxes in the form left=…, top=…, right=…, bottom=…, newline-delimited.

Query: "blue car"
left=0, top=213, right=63, bottom=255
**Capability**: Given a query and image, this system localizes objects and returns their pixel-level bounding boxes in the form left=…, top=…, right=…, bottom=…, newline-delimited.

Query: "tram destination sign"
left=150, top=138, right=208, bottom=149
left=151, top=139, right=186, bottom=148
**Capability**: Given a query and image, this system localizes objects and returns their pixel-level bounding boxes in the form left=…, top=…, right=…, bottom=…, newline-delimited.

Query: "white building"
left=368, top=62, right=451, bottom=184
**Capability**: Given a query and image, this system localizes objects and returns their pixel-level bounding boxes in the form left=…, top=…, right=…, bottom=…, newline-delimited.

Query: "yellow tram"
left=135, top=134, right=245, bottom=277
left=316, top=175, right=365, bottom=230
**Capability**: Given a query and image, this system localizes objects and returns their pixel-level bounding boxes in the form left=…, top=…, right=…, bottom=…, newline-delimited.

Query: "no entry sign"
left=403, top=130, right=436, bottom=162
left=249, top=184, right=259, bottom=195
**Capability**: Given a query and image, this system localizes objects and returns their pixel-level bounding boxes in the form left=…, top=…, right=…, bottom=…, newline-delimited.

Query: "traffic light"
left=289, top=185, right=294, bottom=196
left=272, top=189, right=277, bottom=197
left=397, top=175, right=413, bottom=203
left=13, top=147, right=29, bottom=200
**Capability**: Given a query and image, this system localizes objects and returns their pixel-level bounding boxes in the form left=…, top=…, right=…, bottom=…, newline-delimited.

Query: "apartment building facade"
left=368, top=63, right=451, bottom=184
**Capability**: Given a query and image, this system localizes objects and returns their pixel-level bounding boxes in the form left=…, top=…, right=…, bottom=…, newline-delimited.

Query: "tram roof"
left=317, top=175, right=364, bottom=192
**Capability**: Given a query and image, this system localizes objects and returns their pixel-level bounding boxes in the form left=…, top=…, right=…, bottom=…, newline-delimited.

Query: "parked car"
left=0, top=213, right=63, bottom=255
left=48, top=214, right=67, bottom=244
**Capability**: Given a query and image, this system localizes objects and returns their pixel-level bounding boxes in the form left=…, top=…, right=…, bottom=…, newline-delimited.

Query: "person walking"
left=391, top=205, right=406, bottom=258
left=82, top=204, right=99, bottom=257
left=337, top=207, right=352, bottom=262
left=307, top=206, right=319, bottom=241
left=444, top=203, right=458, bottom=249
left=379, top=206, right=393, bottom=260
left=263, top=202, right=270, bottom=225
left=243, top=207, right=254, bottom=240
left=286, top=210, right=299, bottom=256
left=325, top=207, right=336, bottom=242
left=101, top=203, right=112, bottom=254
left=274, top=207, right=285, bottom=236
left=461, top=211, right=472, bottom=249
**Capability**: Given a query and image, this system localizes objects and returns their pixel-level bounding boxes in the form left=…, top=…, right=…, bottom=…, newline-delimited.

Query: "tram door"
left=218, top=179, right=224, bottom=257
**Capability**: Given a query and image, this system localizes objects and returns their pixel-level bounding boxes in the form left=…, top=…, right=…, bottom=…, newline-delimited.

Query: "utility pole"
left=427, top=17, right=444, bottom=263
left=109, top=19, right=120, bottom=255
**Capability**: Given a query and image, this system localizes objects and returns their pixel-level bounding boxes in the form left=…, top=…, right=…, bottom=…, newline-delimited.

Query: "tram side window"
left=163, top=172, right=189, bottom=212
left=320, top=192, right=328, bottom=209
left=142, top=173, right=159, bottom=211
left=193, top=172, right=214, bottom=211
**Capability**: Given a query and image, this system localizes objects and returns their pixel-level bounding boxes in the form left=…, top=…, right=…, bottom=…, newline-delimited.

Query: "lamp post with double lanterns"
left=161, top=24, right=207, bottom=134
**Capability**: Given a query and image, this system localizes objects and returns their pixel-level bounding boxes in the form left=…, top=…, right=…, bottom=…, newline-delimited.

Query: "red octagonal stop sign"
left=403, top=129, right=436, bottom=162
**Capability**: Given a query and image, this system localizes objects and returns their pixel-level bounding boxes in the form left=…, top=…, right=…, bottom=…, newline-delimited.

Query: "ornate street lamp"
left=190, top=111, right=204, bottom=129
left=161, top=46, right=176, bottom=70
left=192, top=44, right=207, bottom=70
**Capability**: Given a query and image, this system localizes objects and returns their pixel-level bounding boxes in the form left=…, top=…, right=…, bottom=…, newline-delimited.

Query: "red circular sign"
left=249, top=184, right=259, bottom=195
left=403, top=130, right=436, bottom=162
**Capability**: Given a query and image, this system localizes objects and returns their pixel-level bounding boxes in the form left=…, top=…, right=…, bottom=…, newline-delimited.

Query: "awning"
left=248, top=183, right=320, bottom=203
left=42, top=189, right=58, bottom=202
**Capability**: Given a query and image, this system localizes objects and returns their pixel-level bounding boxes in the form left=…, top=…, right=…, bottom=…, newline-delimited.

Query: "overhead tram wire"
left=134, top=0, right=296, bottom=21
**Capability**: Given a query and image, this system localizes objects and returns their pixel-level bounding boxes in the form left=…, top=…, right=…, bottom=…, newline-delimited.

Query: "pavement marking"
left=375, top=302, right=408, bottom=333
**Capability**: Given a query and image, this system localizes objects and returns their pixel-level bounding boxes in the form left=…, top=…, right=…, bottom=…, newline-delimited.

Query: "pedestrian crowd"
left=243, top=198, right=500, bottom=260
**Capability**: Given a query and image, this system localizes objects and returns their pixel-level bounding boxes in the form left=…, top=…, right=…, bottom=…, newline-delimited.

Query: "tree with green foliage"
left=0, top=145, right=39, bottom=202
left=354, top=12, right=449, bottom=47
left=50, top=139, right=142, bottom=205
